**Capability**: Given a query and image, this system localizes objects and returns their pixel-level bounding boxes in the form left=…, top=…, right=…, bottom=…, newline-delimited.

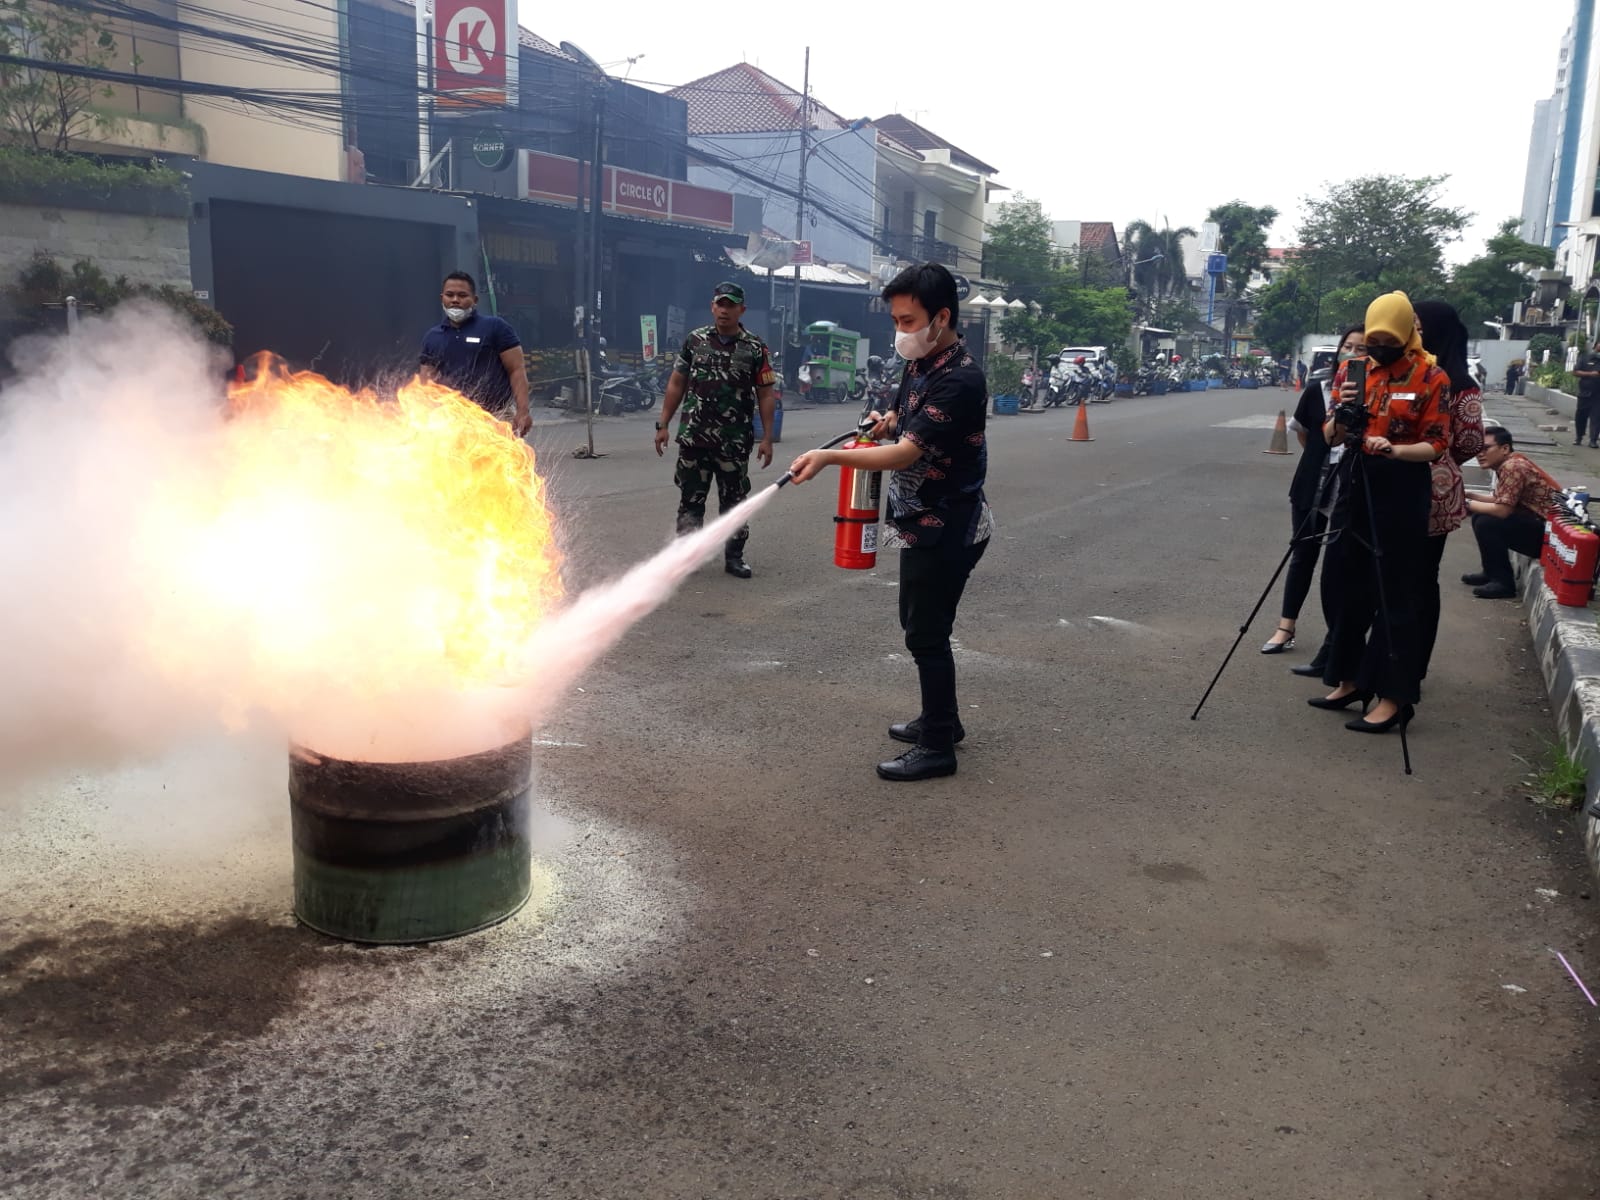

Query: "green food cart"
left=800, top=321, right=862, bottom=404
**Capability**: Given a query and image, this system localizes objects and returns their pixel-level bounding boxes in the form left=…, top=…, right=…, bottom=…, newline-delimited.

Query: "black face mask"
left=1369, top=344, right=1405, bottom=367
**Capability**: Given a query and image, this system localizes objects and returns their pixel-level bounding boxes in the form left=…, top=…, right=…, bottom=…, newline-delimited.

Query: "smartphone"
left=1345, top=358, right=1367, bottom=402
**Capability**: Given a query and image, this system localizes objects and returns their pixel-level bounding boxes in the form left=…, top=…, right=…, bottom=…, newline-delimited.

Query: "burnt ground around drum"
left=2, top=391, right=1599, bottom=1199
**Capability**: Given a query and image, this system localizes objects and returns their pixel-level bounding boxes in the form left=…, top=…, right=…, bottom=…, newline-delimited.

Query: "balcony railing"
left=878, top=234, right=964, bottom=270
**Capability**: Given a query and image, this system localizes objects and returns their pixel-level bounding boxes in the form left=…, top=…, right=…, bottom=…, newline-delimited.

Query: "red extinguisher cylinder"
left=833, top=437, right=882, bottom=570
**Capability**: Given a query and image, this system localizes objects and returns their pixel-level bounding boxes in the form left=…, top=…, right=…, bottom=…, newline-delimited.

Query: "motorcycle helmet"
left=1047, top=354, right=1060, bottom=366
left=1170, top=355, right=1182, bottom=364
left=867, top=354, right=884, bottom=375
left=1074, top=356, right=1086, bottom=366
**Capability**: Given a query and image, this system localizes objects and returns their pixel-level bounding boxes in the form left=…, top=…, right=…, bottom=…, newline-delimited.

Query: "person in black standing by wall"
left=419, top=271, right=531, bottom=436
left=1266, top=325, right=1365, bottom=668
left=786, top=264, right=992, bottom=782
left=1574, top=339, right=1600, bottom=448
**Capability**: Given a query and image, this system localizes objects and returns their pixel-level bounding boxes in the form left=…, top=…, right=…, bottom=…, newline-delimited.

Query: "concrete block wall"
left=0, top=201, right=191, bottom=291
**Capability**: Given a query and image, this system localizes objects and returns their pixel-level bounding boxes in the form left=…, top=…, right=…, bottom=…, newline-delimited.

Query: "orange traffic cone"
left=1069, top=402, right=1093, bottom=443
left=1263, top=410, right=1291, bottom=455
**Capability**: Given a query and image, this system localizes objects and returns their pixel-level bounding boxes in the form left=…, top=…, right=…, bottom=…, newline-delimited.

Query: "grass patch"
left=0, top=146, right=186, bottom=199
left=1526, top=741, right=1588, bottom=810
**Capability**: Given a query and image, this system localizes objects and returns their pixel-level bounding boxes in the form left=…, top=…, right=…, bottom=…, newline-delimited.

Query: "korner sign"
left=520, top=151, right=734, bottom=231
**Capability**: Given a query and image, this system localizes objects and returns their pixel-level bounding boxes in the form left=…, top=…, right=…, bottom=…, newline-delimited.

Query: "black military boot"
left=724, top=532, right=752, bottom=579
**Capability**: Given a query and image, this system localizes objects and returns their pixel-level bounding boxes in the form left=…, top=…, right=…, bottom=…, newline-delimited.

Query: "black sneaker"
left=1460, top=572, right=1490, bottom=586
left=876, top=745, right=958, bottom=781
left=1473, top=581, right=1518, bottom=600
left=888, top=719, right=966, bottom=745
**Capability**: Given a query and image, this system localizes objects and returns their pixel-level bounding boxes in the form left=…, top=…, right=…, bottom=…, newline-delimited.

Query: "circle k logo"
left=443, top=7, right=496, bottom=76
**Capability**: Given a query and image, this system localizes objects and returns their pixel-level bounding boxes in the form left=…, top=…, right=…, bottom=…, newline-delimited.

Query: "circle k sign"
left=443, top=5, right=497, bottom=76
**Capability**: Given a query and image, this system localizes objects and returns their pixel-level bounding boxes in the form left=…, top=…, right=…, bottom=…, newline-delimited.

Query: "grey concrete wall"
left=0, top=200, right=191, bottom=289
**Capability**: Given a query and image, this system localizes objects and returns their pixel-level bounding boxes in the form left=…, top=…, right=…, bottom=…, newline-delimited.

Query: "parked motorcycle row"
left=1017, top=352, right=1284, bottom=407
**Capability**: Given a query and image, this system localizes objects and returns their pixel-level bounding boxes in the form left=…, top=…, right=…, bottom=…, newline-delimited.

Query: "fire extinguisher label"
left=861, top=523, right=878, bottom=554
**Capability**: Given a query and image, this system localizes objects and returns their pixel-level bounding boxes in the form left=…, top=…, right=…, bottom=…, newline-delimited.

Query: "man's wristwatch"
left=654, top=422, right=665, bottom=431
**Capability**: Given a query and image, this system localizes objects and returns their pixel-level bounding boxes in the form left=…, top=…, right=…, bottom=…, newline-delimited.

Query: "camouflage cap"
left=712, top=281, right=746, bottom=304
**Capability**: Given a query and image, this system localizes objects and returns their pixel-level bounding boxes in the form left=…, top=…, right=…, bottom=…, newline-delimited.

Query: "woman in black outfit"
left=1263, top=324, right=1366, bottom=666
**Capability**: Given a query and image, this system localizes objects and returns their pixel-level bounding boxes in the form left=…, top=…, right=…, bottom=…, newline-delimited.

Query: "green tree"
left=1251, top=267, right=1319, bottom=358
left=1297, top=175, right=1469, bottom=294
left=0, top=0, right=119, bottom=151
left=1206, top=200, right=1280, bottom=300
left=1446, top=217, right=1556, bottom=332
left=982, top=195, right=1060, bottom=305
left=1123, top=220, right=1197, bottom=309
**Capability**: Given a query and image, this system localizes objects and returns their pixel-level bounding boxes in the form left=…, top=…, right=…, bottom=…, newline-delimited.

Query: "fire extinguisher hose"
left=775, top=420, right=876, bottom=489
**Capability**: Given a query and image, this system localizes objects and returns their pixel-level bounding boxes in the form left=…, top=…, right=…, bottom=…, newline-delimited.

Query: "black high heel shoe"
left=1307, top=690, right=1372, bottom=711
left=1345, top=703, right=1414, bottom=734
left=1260, top=623, right=1296, bottom=654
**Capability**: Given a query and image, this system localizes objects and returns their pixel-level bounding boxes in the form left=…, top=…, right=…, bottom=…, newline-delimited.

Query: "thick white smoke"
left=0, top=304, right=777, bottom=796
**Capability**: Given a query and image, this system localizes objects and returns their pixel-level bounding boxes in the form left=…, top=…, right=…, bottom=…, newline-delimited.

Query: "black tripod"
left=1192, top=445, right=1414, bottom=775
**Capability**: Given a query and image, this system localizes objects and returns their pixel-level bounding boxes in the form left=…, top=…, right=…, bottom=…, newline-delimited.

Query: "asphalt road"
left=3, top=387, right=1599, bottom=1199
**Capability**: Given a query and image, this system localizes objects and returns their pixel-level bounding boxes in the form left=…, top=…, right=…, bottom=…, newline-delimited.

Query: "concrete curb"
left=1518, top=560, right=1600, bottom=883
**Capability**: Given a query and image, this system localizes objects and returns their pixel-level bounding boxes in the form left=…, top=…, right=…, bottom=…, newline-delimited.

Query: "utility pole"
left=562, top=40, right=609, bottom=459
left=791, top=46, right=809, bottom=367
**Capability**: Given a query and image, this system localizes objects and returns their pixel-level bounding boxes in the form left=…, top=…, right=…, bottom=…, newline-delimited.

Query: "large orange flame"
left=131, top=356, right=563, bottom=760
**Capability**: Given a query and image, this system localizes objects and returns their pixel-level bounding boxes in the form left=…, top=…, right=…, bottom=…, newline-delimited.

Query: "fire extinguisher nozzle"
left=776, top=472, right=794, bottom=489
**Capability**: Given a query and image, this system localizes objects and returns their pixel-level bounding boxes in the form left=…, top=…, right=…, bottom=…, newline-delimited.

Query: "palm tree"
left=1124, top=220, right=1198, bottom=304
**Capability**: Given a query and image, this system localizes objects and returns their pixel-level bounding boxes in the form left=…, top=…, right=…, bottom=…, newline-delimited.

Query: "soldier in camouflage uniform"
left=653, top=281, right=778, bottom=578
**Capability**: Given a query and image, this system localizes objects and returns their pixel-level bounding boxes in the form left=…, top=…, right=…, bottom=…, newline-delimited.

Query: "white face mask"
left=444, top=305, right=472, bottom=323
left=894, top=320, right=941, bottom=360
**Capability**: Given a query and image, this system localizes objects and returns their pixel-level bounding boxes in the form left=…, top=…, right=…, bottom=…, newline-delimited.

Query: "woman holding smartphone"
left=1312, top=292, right=1452, bottom=734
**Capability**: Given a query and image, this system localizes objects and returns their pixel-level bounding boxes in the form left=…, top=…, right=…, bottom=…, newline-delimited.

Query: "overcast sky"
left=546, top=0, right=1573, bottom=263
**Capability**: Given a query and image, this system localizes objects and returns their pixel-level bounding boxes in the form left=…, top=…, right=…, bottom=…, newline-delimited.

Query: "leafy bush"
left=0, top=146, right=185, bottom=199
left=985, top=354, right=1025, bottom=397
left=11, top=253, right=232, bottom=345
left=1528, top=332, right=1563, bottom=365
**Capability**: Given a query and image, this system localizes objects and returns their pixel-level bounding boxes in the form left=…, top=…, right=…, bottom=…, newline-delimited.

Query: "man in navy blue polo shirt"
left=420, top=271, right=531, bottom=436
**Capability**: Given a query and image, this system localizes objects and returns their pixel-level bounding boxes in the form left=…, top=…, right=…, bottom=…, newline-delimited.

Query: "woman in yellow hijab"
left=1312, top=291, right=1452, bottom=736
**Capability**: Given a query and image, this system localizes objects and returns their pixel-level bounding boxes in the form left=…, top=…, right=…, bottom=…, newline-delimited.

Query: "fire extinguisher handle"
left=774, top=428, right=873, bottom=490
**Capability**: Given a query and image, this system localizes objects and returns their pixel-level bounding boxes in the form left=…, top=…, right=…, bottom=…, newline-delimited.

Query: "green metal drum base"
left=288, top=738, right=534, bottom=945
left=293, top=836, right=531, bottom=945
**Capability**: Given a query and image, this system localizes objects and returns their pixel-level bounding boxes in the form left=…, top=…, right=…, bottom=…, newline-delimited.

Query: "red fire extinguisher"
left=834, top=434, right=882, bottom=570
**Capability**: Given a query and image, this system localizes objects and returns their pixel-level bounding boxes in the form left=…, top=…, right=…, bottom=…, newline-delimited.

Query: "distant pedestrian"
left=419, top=271, right=531, bottom=436
left=1297, top=359, right=1308, bottom=387
left=1505, top=361, right=1522, bottom=394
left=1573, top=340, right=1600, bottom=448
left=653, top=281, right=777, bottom=579
left=1462, top=429, right=1561, bottom=599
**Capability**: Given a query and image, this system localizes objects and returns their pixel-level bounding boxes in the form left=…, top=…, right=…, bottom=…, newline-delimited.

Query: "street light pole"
left=792, top=46, right=810, bottom=366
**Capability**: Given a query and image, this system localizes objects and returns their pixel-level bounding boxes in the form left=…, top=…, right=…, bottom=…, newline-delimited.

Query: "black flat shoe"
left=1346, top=704, right=1414, bottom=734
left=1472, top=581, right=1516, bottom=600
left=1308, top=690, right=1372, bottom=711
left=1460, top=572, right=1490, bottom=586
left=1260, top=623, right=1296, bottom=654
left=876, top=745, right=958, bottom=781
left=724, top=557, right=753, bottom=579
left=889, top=719, right=965, bottom=745
left=1289, top=660, right=1327, bottom=677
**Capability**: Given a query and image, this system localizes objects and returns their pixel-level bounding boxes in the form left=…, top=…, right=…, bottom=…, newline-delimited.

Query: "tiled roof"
left=518, top=30, right=577, bottom=62
left=1078, top=222, right=1117, bottom=252
left=669, top=62, right=852, bottom=136
left=871, top=114, right=997, bottom=176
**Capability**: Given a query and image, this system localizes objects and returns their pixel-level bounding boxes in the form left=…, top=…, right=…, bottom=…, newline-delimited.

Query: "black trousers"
left=1280, top=499, right=1328, bottom=622
left=1473, top=510, right=1546, bottom=587
left=1416, top=533, right=1449, bottom=681
left=899, top=537, right=988, bottom=750
left=1324, top=456, right=1431, bottom=705
left=1578, top=395, right=1600, bottom=444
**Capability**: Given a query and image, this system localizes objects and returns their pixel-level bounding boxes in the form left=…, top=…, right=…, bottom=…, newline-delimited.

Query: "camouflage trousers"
left=674, top=443, right=751, bottom=556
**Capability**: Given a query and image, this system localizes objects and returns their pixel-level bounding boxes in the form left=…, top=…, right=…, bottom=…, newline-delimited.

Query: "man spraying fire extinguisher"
left=786, top=263, right=993, bottom=782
